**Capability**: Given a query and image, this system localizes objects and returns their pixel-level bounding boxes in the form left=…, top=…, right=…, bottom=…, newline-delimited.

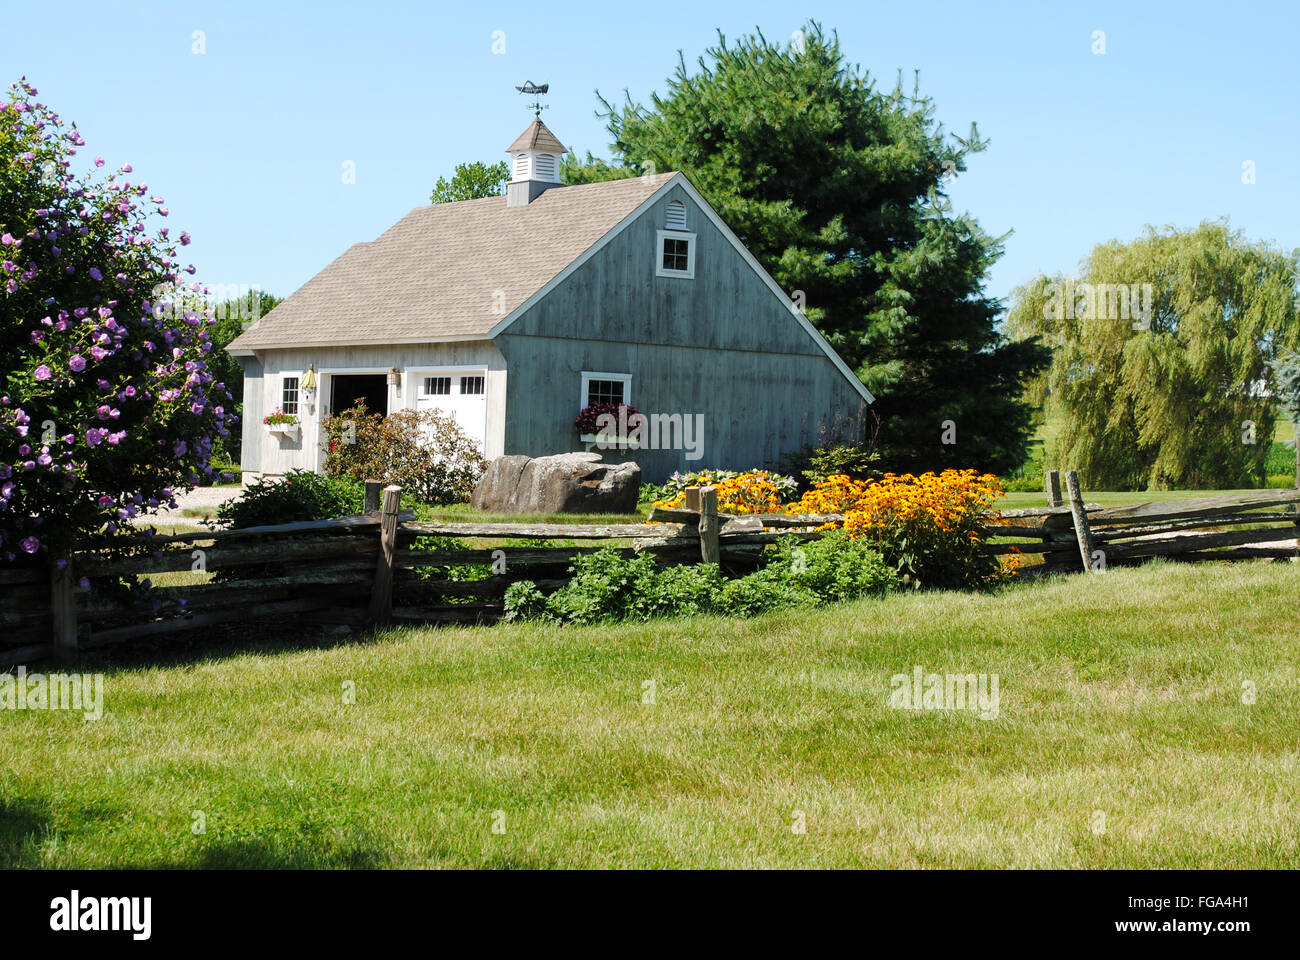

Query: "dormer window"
left=656, top=229, right=696, bottom=279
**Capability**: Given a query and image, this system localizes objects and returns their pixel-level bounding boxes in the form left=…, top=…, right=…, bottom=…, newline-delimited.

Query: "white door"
left=414, top=372, right=487, bottom=455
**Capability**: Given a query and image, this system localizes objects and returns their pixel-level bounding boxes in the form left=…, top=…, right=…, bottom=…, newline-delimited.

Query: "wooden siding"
left=243, top=341, right=507, bottom=477
left=496, top=184, right=868, bottom=480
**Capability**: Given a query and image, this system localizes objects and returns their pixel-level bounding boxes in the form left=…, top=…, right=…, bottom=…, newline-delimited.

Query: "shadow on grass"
left=69, top=619, right=402, bottom=677
left=0, top=798, right=392, bottom=868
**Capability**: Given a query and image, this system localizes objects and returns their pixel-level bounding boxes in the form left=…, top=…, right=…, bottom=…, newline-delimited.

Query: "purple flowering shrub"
left=0, top=78, right=235, bottom=563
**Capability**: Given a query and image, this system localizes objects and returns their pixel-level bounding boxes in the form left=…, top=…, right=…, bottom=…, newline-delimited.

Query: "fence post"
left=1045, top=470, right=1063, bottom=508
left=368, top=485, right=401, bottom=626
left=683, top=486, right=701, bottom=514
left=1064, top=470, right=1097, bottom=573
left=699, top=486, right=720, bottom=564
left=364, top=480, right=384, bottom=515
left=51, top=560, right=78, bottom=662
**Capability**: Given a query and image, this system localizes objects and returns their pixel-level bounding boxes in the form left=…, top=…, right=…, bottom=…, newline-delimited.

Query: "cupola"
left=505, top=118, right=568, bottom=206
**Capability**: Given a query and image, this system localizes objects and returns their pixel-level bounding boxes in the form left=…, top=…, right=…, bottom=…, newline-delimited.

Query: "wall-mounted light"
left=301, top=365, right=318, bottom=405
left=386, top=366, right=401, bottom=389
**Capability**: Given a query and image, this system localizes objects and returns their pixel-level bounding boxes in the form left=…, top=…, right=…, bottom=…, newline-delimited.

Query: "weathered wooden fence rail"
left=3, top=473, right=1297, bottom=667
left=978, top=469, right=1300, bottom=575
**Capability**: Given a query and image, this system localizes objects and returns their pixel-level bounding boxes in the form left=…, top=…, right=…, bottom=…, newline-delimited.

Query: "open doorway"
left=329, top=374, right=388, bottom=417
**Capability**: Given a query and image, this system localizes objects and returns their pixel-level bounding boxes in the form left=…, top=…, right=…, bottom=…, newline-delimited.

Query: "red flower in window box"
left=574, top=402, right=642, bottom=436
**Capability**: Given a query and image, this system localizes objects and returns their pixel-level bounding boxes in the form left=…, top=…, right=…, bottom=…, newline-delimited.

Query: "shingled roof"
left=505, top=117, right=568, bottom=155
left=228, top=173, right=676, bottom=351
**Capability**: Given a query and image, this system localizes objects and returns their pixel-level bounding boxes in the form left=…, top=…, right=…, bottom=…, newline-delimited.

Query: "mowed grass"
left=997, top=488, right=1295, bottom=510
left=3, top=559, right=1298, bottom=868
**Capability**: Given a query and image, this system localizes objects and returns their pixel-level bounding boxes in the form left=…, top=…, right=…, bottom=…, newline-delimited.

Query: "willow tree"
left=1006, top=221, right=1300, bottom=490
left=591, top=22, right=1047, bottom=474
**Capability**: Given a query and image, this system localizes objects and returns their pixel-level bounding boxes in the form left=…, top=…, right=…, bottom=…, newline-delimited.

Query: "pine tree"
left=595, top=22, right=1047, bottom=473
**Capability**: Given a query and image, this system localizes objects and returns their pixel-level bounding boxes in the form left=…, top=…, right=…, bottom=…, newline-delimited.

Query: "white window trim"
left=580, top=371, right=632, bottom=409
left=280, top=372, right=301, bottom=416
left=656, top=229, right=696, bottom=279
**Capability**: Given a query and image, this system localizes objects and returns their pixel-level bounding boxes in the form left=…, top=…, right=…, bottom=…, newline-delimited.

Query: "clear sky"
left=3, top=0, right=1295, bottom=310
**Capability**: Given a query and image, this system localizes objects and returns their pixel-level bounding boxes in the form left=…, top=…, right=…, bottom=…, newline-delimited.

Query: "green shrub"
left=646, top=563, right=728, bottom=618
left=544, top=549, right=663, bottom=625
left=215, top=470, right=363, bottom=529
left=638, top=482, right=666, bottom=507
left=503, top=580, right=550, bottom=622
left=999, top=473, right=1044, bottom=493
left=510, top=535, right=897, bottom=626
left=716, top=565, right=817, bottom=617
left=1266, top=474, right=1295, bottom=489
left=779, top=442, right=880, bottom=491
left=320, top=402, right=487, bottom=506
left=772, top=531, right=899, bottom=603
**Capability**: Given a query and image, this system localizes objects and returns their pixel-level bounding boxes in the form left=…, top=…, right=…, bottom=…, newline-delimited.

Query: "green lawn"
left=4, top=559, right=1297, bottom=868
left=997, top=487, right=1296, bottom=510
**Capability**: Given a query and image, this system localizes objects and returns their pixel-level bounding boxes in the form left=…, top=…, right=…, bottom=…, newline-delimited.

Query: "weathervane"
left=515, top=80, right=550, bottom=117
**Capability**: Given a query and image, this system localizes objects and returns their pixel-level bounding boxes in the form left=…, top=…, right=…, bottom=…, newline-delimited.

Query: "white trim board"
left=488, top=172, right=874, bottom=405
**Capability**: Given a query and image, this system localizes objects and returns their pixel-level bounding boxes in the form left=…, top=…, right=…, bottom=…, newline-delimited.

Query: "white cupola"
left=505, top=118, right=568, bottom=206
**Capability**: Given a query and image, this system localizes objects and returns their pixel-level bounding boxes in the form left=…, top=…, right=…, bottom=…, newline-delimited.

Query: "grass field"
left=4, top=559, right=1297, bottom=868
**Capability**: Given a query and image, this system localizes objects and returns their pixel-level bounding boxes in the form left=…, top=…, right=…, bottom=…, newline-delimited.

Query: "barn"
left=227, top=117, right=873, bottom=482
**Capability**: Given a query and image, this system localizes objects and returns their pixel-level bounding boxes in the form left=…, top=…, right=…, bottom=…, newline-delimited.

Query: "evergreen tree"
left=593, top=22, right=1046, bottom=473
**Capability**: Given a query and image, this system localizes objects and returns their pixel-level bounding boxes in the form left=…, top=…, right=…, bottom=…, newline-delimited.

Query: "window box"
left=579, top=432, right=642, bottom=450
left=265, top=422, right=300, bottom=439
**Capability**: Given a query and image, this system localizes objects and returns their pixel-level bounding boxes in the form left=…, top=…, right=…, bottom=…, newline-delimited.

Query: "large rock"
left=471, top=452, right=641, bottom=514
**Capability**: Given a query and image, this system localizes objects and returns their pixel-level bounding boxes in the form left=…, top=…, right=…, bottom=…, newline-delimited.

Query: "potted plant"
left=263, top=407, right=300, bottom=439
left=574, top=402, right=644, bottom=449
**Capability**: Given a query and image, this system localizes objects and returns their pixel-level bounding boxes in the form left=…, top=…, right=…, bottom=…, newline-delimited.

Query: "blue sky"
left=4, top=0, right=1295, bottom=310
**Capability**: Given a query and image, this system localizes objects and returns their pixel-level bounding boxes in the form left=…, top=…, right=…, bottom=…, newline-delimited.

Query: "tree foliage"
left=590, top=22, right=1046, bottom=474
left=1, top=78, right=233, bottom=560
left=430, top=160, right=509, bottom=203
left=560, top=150, right=638, bottom=185
left=1006, top=221, right=1300, bottom=489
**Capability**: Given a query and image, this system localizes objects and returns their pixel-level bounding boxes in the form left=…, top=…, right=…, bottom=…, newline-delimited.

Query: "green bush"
left=774, top=531, right=899, bottom=603
left=506, top=533, right=897, bottom=626
left=320, top=402, right=487, bottom=506
left=779, top=442, right=880, bottom=491
left=215, top=470, right=363, bottom=529
left=638, top=482, right=666, bottom=507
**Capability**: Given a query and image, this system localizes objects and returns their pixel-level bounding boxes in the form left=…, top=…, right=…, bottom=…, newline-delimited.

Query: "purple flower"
left=68, top=355, right=86, bottom=372
left=78, top=576, right=90, bottom=588
left=172, top=440, right=187, bottom=456
left=20, top=537, right=39, bottom=554
left=34, top=364, right=51, bottom=381
left=89, top=267, right=103, bottom=281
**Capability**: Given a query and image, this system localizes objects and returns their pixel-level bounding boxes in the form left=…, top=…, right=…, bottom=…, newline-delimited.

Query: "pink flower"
left=34, top=365, right=51, bottom=381
left=68, top=355, right=86, bottom=372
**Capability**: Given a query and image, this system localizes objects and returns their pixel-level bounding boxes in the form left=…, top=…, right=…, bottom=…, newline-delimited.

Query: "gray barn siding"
left=237, top=355, right=264, bottom=473
left=496, top=184, right=867, bottom=480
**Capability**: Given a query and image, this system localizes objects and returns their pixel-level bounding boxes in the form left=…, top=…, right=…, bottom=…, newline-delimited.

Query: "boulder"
left=471, top=452, right=641, bottom=514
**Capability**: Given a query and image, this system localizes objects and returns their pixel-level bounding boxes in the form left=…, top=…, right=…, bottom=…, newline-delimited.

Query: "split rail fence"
left=3, top=472, right=1296, bottom=667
